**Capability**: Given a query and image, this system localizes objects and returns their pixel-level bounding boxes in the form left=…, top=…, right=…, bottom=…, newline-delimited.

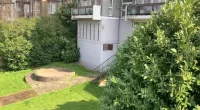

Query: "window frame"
left=121, top=0, right=132, bottom=17
left=108, top=0, right=113, bottom=17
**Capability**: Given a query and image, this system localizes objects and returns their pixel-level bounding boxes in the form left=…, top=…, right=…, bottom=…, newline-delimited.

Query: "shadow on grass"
left=54, top=100, right=100, bottom=110
left=84, top=83, right=103, bottom=98
left=54, top=83, right=103, bottom=110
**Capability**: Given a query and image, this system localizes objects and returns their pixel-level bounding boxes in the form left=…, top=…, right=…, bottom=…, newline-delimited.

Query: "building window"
left=93, top=24, right=95, bottom=40
left=78, top=21, right=100, bottom=41
left=123, top=0, right=132, bottom=3
left=48, top=2, right=57, bottom=14
left=121, top=0, right=132, bottom=17
left=144, top=0, right=152, bottom=4
left=79, top=0, right=91, bottom=7
left=26, top=4, right=30, bottom=13
left=51, top=3, right=56, bottom=14
left=37, top=2, right=40, bottom=11
left=108, top=0, right=113, bottom=16
left=78, top=22, right=81, bottom=38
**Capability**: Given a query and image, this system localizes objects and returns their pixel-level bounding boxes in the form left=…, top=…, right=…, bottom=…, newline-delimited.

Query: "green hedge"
left=61, top=48, right=80, bottom=63
left=101, top=0, right=200, bottom=110
left=0, top=3, right=79, bottom=70
left=29, top=16, right=70, bottom=66
left=0, top=18, right=35, bottom=70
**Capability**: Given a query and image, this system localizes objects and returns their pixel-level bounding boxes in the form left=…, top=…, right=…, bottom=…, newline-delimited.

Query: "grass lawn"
left=0, top=83, right=103, bottom=110
left=0, top=62, right=93, bottom=97
left=0, top=69, right=32, bottom=97
left=0, top=62, right=103, bottom=110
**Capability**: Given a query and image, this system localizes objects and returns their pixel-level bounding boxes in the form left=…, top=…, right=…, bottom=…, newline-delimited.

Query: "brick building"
left=0, top=0, right=72, bottom=21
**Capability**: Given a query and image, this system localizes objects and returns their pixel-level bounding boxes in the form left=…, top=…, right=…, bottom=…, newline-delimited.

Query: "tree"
left=101, top=0, right=200, bottom=109
left=55, top=2, right=77, bottom=39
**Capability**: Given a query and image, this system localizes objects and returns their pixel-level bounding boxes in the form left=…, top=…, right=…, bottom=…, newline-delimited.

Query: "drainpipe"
left=125, top=4, right=127, bottom=21
left=117, top=0, right=122, bottom=48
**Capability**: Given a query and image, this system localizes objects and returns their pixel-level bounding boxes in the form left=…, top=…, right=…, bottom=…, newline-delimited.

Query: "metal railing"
left=72, top=6, right=93, bottom=15
left=91, top=54, right=116, bottom=83
left=127, top=2, right=165, bottom=15
left=94, top=54, right=116, bottom=73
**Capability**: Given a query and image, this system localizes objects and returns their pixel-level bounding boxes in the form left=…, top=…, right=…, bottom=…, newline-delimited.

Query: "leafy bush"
left=56, top=2, right=80, bottom=64
left=29, top=16, right=70, bottom=66
left=101, top=0, right=200, bottom=110
left=30, top=2, right=79, bottom=67
left=0, top=18, right=36, bottom=70
left=193, top=0, right=200, bottom=21
left=0, top=3, right=79, bottom=70
left=62, top=48, right=80, bottom=63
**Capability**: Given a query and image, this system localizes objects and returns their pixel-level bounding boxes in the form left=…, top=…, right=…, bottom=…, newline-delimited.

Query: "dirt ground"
left=0, top=90, right=37, bottom=106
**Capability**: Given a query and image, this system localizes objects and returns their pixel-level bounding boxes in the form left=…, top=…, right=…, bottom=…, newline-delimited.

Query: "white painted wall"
left=78, top=39, right=102, bottom=69
left=100, top=17, right=119, bottom=42
left=77, top=18, right=120, bottom=69
left=100, top=17, right=120, bottom=64
left=77, top=20, right=102, bottom=69
left=119, top=19, right=133, bottom=42
left=100, top=43, right=118, bottom=64
left=77, top=18, right=134, bottom=69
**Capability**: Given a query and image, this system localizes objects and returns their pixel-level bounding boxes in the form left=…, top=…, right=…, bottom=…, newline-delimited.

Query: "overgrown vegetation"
left=61, top=48, right=80, bottom=63
left=0, top=18, right=36, bottom=70
left=0, top=3, right=79, bottom=70
left=56, top=3, right=80, bottom=64
left=193, top=0, right=200, bottom=22
left=102, top=0, right=200, bottom=109
left=30, top=16, right=69, bottom=66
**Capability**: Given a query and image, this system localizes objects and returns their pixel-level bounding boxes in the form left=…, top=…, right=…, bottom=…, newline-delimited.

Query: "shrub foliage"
left=61, top=47, right=80, bottom=63
left=0, top=3, right=79, bottom=70
left=101, top=0, right=200, bottom=109
left=0, top=18, right=35, bottom=70
left=29, top=16, right=70, bottom=66
left=55, top=2, right=77, bottom=39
